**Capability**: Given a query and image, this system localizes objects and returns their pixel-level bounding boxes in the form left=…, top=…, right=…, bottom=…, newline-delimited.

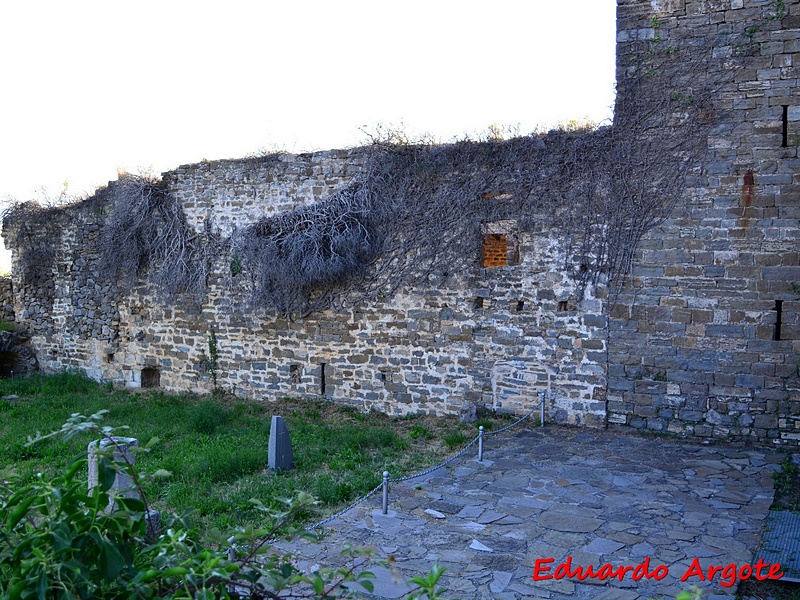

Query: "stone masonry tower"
left=609, top=0, right=800, bottom=444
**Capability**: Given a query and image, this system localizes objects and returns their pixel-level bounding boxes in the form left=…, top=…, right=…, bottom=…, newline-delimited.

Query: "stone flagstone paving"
left=278, top=426, right=782, bottom=599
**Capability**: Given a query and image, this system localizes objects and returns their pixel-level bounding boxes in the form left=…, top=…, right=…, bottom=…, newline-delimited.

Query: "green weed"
left=474, top=419, right=495, bottom=431
left=410, top=423, right=432, bottom=439
left=0, top=320, right=18, bottom=332
left=443, top=431, right=467, bottom=449
left=773, top=457, right=800, bottom=511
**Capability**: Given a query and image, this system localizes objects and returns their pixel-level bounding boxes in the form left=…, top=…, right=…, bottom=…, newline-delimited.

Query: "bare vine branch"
left=4, top=15, right=736, bottom=321
left=97, top=174, right=207, bottom=300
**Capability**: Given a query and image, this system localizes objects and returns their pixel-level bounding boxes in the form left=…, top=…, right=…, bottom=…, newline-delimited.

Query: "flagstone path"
left=279, top=426, right=784, bottom=600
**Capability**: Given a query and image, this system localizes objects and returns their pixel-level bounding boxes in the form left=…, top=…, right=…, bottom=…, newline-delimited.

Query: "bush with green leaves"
left=0, top=411, right=447, bottom=599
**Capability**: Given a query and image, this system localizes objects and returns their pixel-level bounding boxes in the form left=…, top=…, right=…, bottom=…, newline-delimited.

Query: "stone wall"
left=2, top=0, right=798, bottom=444
left=0, top=277, right=14, bottom=323
left=608, top=0, right=800, bottom=443
left=3, top=149, right=608, bottom=426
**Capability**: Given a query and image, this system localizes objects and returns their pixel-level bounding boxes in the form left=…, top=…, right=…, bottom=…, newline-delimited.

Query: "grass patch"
left=739, top=454, right=800, bottom=600
left=189, top=398, right=228, bottom=434
left=409, top=423, right=432, bottom=440
left=0, top=320, right=18, bottom=332
left=773, top=457, right=800, bottom=512
left=443, top=431, right=467, bottom=449
left=0, top=372, right=519, bottom=532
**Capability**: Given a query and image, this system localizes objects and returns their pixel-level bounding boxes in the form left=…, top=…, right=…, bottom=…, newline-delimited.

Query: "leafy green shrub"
left=0, top=411, right=449, bottom=599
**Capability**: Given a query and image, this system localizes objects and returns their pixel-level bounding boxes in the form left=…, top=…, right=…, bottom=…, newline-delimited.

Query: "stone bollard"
left=268, top=416, right=294, bottom=472
left=88, top=437, right=160, bottom=540
left=88, top=437, right=139, bottom=503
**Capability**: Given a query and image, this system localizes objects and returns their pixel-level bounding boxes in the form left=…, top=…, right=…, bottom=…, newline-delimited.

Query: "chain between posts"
left=306, top=403, right=540, bottom=528
left=483, top=406, right=538, bottom=436
left=306, top=481, right=384, bottom=531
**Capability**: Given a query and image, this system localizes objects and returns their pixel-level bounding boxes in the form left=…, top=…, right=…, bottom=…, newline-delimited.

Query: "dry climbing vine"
left=231, top=31, right=727, bottom=317
left=3, top=13, right=739, bottom=319
left=233, top=184, right=380, bottom=316
left=2, top=202, right=67, bottom=308
left=97, top=174, right=208, bottom=299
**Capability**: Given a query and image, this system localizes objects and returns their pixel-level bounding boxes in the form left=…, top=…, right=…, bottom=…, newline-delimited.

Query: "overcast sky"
left=0, top=0, right=617, bottom=268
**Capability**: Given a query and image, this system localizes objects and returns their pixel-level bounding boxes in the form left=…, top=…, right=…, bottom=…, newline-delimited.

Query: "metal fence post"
left=382, top=471, right=389, bottom=514
left=478, top=425, right=484, bottom=462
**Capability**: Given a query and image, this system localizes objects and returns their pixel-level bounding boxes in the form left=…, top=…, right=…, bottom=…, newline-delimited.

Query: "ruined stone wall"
left=0, top=277, right=14, bottom=323
left=4, top=150, right=607, bottom=425
left=608, top=0, right=800, bottom=444
left=4, top=0, right=798, bottom=443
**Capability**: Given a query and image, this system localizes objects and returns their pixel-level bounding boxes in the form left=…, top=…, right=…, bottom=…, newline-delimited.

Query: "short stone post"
left=268, top=416, right=294, bottom=472
left=478, top=426, right=484, bottom=462
left=227, top=535, right=236, bottom=561
left=459, top=401, right=476, bottom=423
left=88, top=437, right=160, bottom=539
left=88, top=437, right=139, bottom=504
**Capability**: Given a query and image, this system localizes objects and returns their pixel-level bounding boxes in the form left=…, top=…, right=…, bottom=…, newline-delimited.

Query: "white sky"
left=0, top=1, right=617, bottom=269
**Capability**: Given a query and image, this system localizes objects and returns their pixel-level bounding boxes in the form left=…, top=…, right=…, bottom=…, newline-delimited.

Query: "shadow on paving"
left=277, top=426, right=782, bottom=600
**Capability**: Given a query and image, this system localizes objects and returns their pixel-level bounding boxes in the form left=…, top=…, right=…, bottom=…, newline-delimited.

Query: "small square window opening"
left=290, top=364, right=301, bottom=384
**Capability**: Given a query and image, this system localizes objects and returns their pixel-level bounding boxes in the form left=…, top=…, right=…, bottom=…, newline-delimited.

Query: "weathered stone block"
left=679, top=409, right=705, bottom=422
left=754, top=414, right=779, bottom=429
left=735, top=374, right=765, bottom=388
left=88, top=437, right=138, bottom=501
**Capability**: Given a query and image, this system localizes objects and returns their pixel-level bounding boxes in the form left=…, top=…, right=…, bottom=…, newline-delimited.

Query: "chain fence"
left=306, top=402, right=540, bottom=531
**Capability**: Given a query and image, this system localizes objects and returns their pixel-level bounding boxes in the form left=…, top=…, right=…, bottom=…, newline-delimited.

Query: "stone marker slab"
left=88, top=437, right=139, bottom=502
left=268, top=415, right=294, bottom=471
left=88, top=436, right=161, bottom=540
